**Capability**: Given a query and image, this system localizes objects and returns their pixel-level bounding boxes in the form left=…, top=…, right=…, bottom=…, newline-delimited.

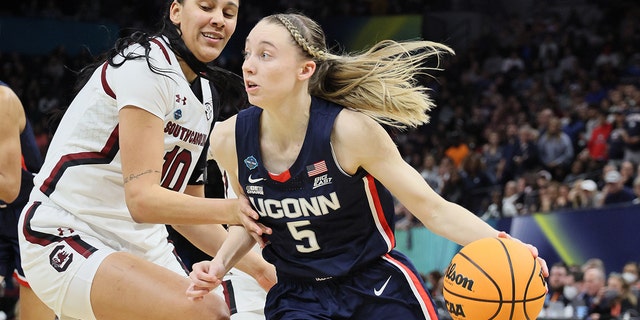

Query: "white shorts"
left=222, top=268, right=267, bottom=320
left=18, top=201, right=187, bottom=319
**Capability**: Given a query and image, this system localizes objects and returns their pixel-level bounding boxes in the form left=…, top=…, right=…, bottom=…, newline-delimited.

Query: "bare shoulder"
left=209, top=115, right=238, bottom=168
left=332, top=109, right=394, bottom=173
left=0, top=85, right=26, bottom=133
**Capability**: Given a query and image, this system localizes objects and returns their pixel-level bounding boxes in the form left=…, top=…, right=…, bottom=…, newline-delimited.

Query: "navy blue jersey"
left=235, top=97, right=397, bottom=279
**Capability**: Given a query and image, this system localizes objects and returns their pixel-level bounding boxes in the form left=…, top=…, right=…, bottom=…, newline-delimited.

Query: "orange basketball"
left=442, top=237, right=546, bottom=320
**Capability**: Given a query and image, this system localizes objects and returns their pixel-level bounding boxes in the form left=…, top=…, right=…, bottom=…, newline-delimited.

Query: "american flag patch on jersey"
left=306, top=160, right=327, bottom=177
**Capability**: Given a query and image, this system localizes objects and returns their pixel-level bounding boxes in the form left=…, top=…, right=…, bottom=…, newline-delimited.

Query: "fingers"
left=497, top=231, right=511, bottom=239
left=189, top=261, right=222, bottom=289
left=239, top=196, right=260, bottom=220
left=538, top=256, right=550, bottom=277
left=186, top=283, right=215, bottom=301
left=497, top=231, right=548, bottom=277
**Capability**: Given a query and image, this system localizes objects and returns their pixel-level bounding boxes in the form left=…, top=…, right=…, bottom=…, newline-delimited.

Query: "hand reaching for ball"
left=498, top=231, right=549, bottom=277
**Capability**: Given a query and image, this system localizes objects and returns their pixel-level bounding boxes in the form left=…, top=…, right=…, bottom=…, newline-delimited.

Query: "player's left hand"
left=498, top=231, right=549, bottom=277
left=186, top=260, right=225, bottom=301
left=238, top=195, right=272, bottom=248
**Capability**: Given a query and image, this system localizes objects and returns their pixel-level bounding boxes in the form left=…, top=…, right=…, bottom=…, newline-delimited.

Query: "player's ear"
left=169, top=0, right=183, bottom=25
left=298, top=60, right=316, bottom=81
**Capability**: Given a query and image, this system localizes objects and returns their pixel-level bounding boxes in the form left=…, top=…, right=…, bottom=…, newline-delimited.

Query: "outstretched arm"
left=0, top=85, right=26, bottom=203
left=332, top=110, right=547, bottom=275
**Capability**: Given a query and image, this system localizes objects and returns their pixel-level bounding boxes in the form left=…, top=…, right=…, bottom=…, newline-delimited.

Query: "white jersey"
left=30, top=36, right=215, bottom=260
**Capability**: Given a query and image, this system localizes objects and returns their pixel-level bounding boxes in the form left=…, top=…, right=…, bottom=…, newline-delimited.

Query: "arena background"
left=1, top=1, right=639, bottom=313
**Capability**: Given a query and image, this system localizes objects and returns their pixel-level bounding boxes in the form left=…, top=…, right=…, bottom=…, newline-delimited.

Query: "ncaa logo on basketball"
left=49, top=245, right=73, bottom=272
left=445, top=263, right=475, bottom=291
left=445, top=299, right=466, bottom=317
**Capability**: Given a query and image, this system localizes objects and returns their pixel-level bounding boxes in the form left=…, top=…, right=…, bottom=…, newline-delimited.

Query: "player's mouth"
left=245, top=80, right=259, bottom=92
left=202, top=32, right=224, bottom=42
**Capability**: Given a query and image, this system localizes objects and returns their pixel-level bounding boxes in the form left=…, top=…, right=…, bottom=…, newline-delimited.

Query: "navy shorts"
left=265, top=250, right=439, bottom=319
left=0, top=205, right=23, bottom=279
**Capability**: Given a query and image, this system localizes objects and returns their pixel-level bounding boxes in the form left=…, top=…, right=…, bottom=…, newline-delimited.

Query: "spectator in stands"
left=440, top=158, right=464, bottom=205
left=633, top=176, right=640, bottom=204
left=599, top=170, right=636, bottom=206
left=564, top=158, right=589, bottom=185
left=499, top=180, right=522, bottom=217
left=444, top=131, right=469, bottom=169
left=568, top=179, right=599, bottom=209
left=536, top=108, right=555, bottom=136
left=582, top=258, right=607, bottom=274
left=576, top=267, right=607, bottom=318
left=621, top=261, right=640, bottom=291
left=622, top=92, right=640, bottom=165
left=538, top=181, right=558, bottom=213
left=419, top=153, right=442, bottom=194
left=608, top=107, right=628, bottom=165
left=459, top=153, right=495, bottom=215
left=585, top=107, right=612, bottom=162
left=546, top=262, right=572, bottom=307
left=480, top=131, right=505, bottom=184
left=619, top=160, right=636, bottom=188
left=538, top=116, right=575, bottom=181
left=425, top=270, right=444, bottom=299
left=589, top=272, right=638, bottom=320
left=510, top=125, right=540, bottom=178
left=563, top=267, right=583, bottom=303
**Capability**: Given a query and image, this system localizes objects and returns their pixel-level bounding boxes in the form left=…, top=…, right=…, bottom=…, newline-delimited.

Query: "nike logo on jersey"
left=374, top=275, right=392, bottom=296
left=248, top=173, right=265, bottom=184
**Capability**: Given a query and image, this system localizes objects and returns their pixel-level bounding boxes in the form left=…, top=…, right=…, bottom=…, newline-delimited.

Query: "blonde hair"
left=266, top=13, right=454, bottom=128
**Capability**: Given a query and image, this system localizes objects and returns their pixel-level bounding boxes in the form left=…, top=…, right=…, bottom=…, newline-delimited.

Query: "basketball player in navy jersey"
left=187, top=13, right=549, bottom=319
left=0, top=81, right=54, bottom=319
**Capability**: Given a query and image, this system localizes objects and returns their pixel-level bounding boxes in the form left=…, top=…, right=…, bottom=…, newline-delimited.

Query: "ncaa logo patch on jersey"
left=174, top=109, right=182, bottom=120
left=244, top=156, right=258, bottom=170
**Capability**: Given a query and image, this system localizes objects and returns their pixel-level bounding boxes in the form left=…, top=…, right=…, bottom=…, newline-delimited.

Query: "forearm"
left=211, top=226, right=257, bottom=276
left=424, top=201, right=499, bottom=246
left=171, top=224, right=229, bottom=257
left=127, top=184, right=240, bottom=225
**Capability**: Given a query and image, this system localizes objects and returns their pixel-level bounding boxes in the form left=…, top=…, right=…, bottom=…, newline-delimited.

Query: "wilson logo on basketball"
left=445, top=263, right=475, bottom=291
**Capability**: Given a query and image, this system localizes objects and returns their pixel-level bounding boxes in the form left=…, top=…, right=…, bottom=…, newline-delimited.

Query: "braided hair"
left=263, top=13, right=453, bottom=129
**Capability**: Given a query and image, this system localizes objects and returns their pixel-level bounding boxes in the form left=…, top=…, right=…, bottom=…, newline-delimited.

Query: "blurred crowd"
left=2, top=1, right=640, bottom=319
left=2, top=1, right=640, bottom=220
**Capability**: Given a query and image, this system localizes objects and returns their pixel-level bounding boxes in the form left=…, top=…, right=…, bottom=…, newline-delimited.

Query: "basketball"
left=442, top=237, right=546, bottom=320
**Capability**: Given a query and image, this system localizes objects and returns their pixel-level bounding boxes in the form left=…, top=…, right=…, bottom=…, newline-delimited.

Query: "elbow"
left=125, top=191, right=155, bottom=223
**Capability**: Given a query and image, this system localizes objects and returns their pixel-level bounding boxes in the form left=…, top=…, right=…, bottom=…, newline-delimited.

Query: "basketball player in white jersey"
left=18, top=1, right=275, bottom=319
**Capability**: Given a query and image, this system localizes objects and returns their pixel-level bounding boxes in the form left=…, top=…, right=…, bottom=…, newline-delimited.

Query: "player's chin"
left=195, top=48, right=223, bottom=64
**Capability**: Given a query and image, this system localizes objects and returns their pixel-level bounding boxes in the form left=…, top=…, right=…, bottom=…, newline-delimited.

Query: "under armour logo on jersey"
left=57, top=227, right=75, bottom=236
left=175, top=94, right=187, bottom=105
